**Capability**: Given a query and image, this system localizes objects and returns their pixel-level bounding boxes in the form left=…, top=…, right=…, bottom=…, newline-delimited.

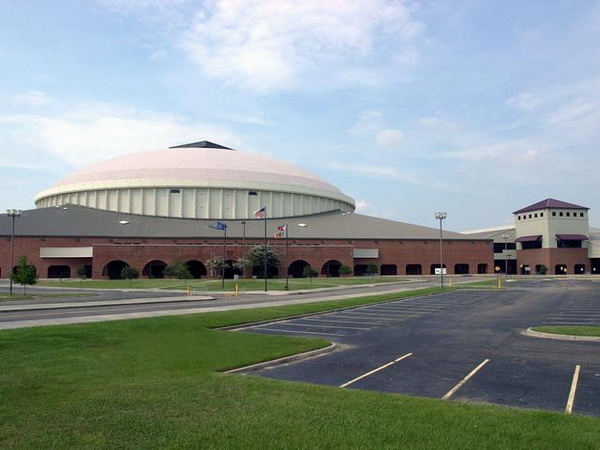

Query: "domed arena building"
left=1, top=140, right=505, bottom=281
left=35, top=141, right=355, bottom=220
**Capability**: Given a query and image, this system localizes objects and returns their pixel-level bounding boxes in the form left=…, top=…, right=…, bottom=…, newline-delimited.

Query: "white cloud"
left=9, top=91, right=54, bottom=108
left=327, top=162, right=421, bottom=184
left=376, top=129, right=404, bottom=147
left=0, top=102, right=237, bottom=168
left=180, top=0, right=422, bottom=92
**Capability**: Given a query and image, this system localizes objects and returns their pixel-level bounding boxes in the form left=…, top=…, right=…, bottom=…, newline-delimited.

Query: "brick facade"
left=1, top=235, right=494, bottom=279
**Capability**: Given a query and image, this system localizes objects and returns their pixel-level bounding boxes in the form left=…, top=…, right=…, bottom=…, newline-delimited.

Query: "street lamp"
left=502, top=233, right=509, bottom=278
left=241, top=220, right=246, bottom=278
left=6, top=209, right=22, bottom=295
left=435, top=212, right=447, bottom=289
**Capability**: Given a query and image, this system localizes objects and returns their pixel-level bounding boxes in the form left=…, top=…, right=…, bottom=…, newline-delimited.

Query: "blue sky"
left=1, top=0, right=599, bottom=231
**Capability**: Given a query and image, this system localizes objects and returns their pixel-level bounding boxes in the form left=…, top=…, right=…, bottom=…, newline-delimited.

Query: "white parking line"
left=255, top=327, right=339, bottom=336
left=339, top=353, right=413, bottom=388
left=282, top=322, right=371, bottom=330
left=301, top=318, right=378, bottom=326
left=565, top=365, right=581, bottom=414
left=442, top=359, right=490, bottom=400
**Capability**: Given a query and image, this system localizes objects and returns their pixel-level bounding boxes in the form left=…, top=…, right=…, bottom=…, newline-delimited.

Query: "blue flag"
left=208, top=221, right=227, bottom=231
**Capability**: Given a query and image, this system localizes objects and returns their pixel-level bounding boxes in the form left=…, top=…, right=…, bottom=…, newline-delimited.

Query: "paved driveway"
left=235, top=279, right=600, bottom=416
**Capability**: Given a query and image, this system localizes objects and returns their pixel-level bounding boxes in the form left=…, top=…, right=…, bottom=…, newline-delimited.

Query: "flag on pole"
left=208, top=221, right=227, bottom=231
left=274, top=224, right=286, bottom=238
left=254, top=205, right=266, bottom=218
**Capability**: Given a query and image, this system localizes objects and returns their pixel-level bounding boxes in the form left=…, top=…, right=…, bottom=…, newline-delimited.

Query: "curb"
left=0, top=295, right=215, bottom=312
left=522, top=327, right=600, bottom=342
left=224, top=343, right=337, bottom=374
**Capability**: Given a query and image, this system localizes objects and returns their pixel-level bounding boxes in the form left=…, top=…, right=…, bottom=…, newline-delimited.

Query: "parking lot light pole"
left=502, top=233, right=509, bottom=278
left=6, top=209, right=22, bottom=295
left=435, top=212, right=447, bottom=289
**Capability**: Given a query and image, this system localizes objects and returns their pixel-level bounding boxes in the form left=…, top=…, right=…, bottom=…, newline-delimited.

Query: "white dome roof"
left=35, top=142, right=355, bottom=220
left=52, top=146, right=342, bottom=195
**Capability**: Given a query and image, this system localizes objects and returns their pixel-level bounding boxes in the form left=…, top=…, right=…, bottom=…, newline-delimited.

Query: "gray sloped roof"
left=0, top=205, right=486, bottom=241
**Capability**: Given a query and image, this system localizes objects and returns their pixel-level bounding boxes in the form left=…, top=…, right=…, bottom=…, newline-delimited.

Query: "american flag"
left=254, top=206, right=266, bottom=218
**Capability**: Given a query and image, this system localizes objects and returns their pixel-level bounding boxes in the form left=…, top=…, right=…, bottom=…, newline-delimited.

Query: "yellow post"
left=186, top=285, right=192, bottom=296
left=497, top=277, right=502, bottom=289
left=235, top=284, right=239, bottom=297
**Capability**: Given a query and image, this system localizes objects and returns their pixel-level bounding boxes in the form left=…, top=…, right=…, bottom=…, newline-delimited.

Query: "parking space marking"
left=253, top=327, right=340, bottom=336
left=282, top=322, right=372, bottom=331
left=339, top=353, right=413, bottom=388
left=442, top=359, right=490, bottom=400
left=565, top=365, right=581, bottom=414
left=301, top=317, right=377, bottom=326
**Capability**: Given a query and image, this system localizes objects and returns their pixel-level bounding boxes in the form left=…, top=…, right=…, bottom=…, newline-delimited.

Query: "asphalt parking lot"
left=235, top=279, right=600, bottom=416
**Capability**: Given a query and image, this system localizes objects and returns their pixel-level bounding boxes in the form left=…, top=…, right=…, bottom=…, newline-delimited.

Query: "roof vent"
left=169, top=141, right=234, bottom=150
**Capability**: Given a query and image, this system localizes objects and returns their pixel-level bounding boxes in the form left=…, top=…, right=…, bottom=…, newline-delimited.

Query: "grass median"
left=37, top=276, right=410, bottom=291
left=531, top=325, right=600, bottom=338
left=1, top=287, right=598, bottom=449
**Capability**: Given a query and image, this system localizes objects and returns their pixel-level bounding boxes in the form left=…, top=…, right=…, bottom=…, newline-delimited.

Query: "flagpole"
left=222, top=223, right=227, bottom=289
left=285, top=222, right=289, bottom=290
left=263, top=208, right=268, bottom=292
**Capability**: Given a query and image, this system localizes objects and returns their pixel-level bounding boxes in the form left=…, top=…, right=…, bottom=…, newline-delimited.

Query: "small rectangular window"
left=566, top=212, right=570, bottom=217
left=580, top=212, right=585, bottom=217
left=552, top=212, right=556, bottom=216
left=540, top=212, right=544, bottom=217
left=534, top=213, right=538, bottom=218
left=559, top=212, right=563, bottom=217
left=528, top=214, right=532, bottom=219
left=518, top=216, right=521, bottom=220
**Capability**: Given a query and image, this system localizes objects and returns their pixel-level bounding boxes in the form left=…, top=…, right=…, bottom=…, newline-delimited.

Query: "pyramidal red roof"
left=513, top=198, right=589, bottom=214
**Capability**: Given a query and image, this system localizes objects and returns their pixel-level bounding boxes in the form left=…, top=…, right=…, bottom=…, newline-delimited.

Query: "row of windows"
left=517, top=211, right=585, bottom=221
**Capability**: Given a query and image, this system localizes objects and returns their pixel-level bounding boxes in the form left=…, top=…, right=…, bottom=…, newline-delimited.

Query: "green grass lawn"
left=0, top=292, right=98, bottom=302
left=37, top=276, right=410, bottom=291
left=1, top=288, right=598, bottom=449
left=532, top=325, right=600, bottom=338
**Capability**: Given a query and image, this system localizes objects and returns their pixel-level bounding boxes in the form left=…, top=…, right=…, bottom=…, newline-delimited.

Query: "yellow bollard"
left=186, top=285, right=192, bottom=296
left=235, top=284, right=239, bottom=297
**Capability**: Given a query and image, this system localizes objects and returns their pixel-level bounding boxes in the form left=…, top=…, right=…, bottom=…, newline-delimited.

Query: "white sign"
left=434, top=268, right=447, bottom=275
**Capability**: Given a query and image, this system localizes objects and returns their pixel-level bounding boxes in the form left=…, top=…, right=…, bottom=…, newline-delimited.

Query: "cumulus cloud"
left=0, top=102, right=237, bottom=168
left=180, top=0, right=423, bottom=92
left=350, top=110, right=404, bottom=149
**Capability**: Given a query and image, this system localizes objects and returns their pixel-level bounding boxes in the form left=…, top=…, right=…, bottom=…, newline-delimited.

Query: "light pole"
left=284, top=222, right=290, bottom=291
left=241, top=220, right=246, bottom=278
left=502, top=233, right=509, bottom=278
left=435, top=212, right=447, bottom=289
left=6, top=209, right=22, bottom=295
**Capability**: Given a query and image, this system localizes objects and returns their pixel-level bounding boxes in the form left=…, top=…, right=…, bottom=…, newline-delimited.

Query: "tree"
left=302, top=265, right=318, bottom=284
left=164, top=260, right=192, bottom=280
left=538, top=265, right=548, bottom=275
left=365, top=263, right=379, bottom=279
left=339, top=265, right=352, bottom=277
left=11, top=255, right=38, bottom=294
left=76, top=265, right=88, bottom=283
left=245, top=245, right=280, bottom=278
left=120, top=266, right=139, bottom=287
left=205, top=256, right=228, bottom=278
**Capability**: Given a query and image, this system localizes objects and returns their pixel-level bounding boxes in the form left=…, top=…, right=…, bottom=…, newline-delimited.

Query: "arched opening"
left=574, top=264, right=585, bottom=274
left=185, top=260, right=207, bottom=279
left=454, top=264, right=469, bottom=275
left=406, top=264, right=422, bottom=275
left=143, top=260, right=167, bottom=279
left=430, top=264, right=446, bottom=275
left=477, top=263, right=488, bottom=274
left=321, top=260, right=342, bottom=277
left=354, top=264, right=368, bottom=276
left=555, top=264, right=567, bottom=275
left=47, top=265, right=71, bottom=278
left=380, top=264, right=397, bottom=276
left=252, top=265, right=279, bottom=278
left=102, top=260, right=129, bottom=280
left=224, top=259, right=243, bottom=279
left=288, top=260, right=311, bottom=278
